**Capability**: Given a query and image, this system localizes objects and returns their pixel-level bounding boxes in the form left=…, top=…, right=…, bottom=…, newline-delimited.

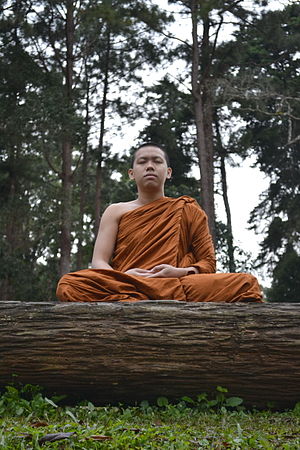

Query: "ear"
left=166, top=167, right=172, bottom=179
left=128, top=168, right=135, bottom=180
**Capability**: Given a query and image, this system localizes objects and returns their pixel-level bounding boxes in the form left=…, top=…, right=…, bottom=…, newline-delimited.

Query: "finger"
left=150, top=265, right=166, bottom=272
left=136, top=272, right=152, bottom=277
left=147, top=271, right=165, bottom=278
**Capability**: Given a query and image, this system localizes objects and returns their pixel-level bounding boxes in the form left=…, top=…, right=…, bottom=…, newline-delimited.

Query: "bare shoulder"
left=102, top=200, right=140, bottom=223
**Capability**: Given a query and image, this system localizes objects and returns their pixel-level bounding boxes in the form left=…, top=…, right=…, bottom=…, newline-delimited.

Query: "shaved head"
left=131, top=142, right=170, bottom=167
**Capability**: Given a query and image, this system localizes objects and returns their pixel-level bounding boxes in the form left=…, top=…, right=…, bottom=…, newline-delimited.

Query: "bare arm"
left=91, top=205, right=120, bottom=269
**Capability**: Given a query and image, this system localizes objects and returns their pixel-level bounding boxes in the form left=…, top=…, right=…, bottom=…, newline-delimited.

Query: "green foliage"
left=0, top=384, right=61, bottom=418
left=141, top=387, right=244, bottom=415
left=217, top=3, right=300, bottom=290
left=177, top=387, right=243, bottom=412
left=268, top=246, right=300, bottom=303
left=215, top=221, right=257, bottom=273
left=0, top=385, right=299, bottom=449
left=137, top=77, right=196, bottom=186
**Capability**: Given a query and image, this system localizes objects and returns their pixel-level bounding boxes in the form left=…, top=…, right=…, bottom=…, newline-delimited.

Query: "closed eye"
left=136, top=158, right=163, bottom=164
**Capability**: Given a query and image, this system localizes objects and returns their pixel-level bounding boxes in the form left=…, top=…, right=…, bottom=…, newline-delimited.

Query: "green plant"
left=0, top=384, right=299, bottom=449
left=0, top=384, right=63, bottom=419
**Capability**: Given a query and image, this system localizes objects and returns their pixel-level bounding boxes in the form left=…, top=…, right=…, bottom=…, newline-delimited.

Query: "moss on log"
left=0, top=301, right=299, bottom=409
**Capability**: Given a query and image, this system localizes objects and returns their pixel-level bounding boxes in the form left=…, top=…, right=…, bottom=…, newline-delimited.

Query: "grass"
left=0, top=385, right=299, bottom=449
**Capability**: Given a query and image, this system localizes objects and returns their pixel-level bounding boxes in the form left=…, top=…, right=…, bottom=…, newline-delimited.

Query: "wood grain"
left=0, top=301, right=299, bottom=408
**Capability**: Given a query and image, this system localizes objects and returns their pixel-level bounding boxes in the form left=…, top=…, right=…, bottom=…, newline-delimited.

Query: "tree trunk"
left=76, top=69, right=90, bottom=270
left=60, top=140, right=73, bottom=276
left=94, top=30, right=111, bottom=238
left=191, top=1, right=216, bottom=244
left=215, top=117, right=236, bottom=272
left=0, top=301, right=299, bottom=409
left=220, top=154, right=236, bottom=272
left=59, top=1, right=74, bottom=276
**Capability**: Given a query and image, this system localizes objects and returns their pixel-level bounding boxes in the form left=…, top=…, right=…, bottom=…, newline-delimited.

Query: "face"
left=128, top=146, right=172, bottom=189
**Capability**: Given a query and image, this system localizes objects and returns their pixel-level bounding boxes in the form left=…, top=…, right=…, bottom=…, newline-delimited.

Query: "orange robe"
left=57, top=196, right=263, bottom=303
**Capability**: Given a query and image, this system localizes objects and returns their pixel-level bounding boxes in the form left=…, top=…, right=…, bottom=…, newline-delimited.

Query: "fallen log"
left=0, top=301, right=299, bottom=409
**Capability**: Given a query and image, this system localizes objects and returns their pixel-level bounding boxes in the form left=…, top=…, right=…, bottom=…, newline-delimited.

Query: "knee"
left=56, top=273, right=74, bottom=301
left=240, top=273, right=263, bottom=301
left=243, top=273, right=259, bottom=287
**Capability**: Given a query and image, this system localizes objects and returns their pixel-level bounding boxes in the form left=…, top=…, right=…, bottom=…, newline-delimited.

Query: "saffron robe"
left=57, top=196, right=263, bottom=303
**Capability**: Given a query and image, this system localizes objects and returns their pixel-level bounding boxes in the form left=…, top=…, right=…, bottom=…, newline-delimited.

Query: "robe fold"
left=57, top=196, right=263, bottom=303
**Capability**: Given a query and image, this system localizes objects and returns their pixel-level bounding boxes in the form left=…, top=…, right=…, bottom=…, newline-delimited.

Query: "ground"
left=0, top=386, right=299, bottom=449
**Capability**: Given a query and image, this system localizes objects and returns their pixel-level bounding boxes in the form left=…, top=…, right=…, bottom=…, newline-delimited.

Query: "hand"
left=147, top=264, right=187, bottom=278
left=124, top=268, right=152, bottom=277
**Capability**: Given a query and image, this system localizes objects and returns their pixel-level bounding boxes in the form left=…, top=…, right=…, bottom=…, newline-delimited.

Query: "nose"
left=146, top=161, right=154, bottom=171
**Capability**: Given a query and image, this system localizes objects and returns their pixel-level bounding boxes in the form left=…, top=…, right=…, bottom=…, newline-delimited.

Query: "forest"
left=0, top=0, right=299, bottom=302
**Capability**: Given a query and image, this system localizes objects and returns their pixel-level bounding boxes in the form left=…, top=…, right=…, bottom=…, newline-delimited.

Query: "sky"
left=215, top=160, right=268, bottom=257
left=214, top=157, right=270, bottom=285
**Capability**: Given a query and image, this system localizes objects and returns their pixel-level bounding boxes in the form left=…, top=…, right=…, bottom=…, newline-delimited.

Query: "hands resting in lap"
left=125, top=264, right=198, bottom=278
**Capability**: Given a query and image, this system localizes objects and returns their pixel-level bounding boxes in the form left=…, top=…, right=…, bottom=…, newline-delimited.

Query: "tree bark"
left=94, top=29, right=111, bottom=238
left=59, top=1, right=75, bottom=276
left=76, top=66, right=90, bottom=270
left=0, top=301, right=299, bottom=409
left=191, top=1, right=216, bottom=244
left=219, top=154, right=236, bottom=272
left=215, top=117, right=236, bottom=272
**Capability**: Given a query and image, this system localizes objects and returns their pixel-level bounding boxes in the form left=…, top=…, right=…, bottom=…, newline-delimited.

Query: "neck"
left=135, top=189, right=165, bottom=206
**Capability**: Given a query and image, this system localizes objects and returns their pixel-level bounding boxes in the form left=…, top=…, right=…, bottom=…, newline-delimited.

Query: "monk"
left=57, top=143, right=263, bottom=303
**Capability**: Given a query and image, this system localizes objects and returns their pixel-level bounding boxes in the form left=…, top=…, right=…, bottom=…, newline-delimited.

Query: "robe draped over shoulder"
left=57, top=196, right=263, bottom=303
left=111, top=196, right=215, bottom=273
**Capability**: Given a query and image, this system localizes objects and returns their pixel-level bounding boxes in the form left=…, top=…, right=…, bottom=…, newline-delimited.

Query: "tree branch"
left=284, top=134, right=300, bottom=147
left=40, top=139, right=60, bottom=176
left=237, top=106, right=300, bottom=121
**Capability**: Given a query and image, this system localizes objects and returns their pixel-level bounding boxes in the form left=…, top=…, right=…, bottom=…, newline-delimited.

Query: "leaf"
left=38, top=432, right=76, bottom=444
left=181, top=396, right=195, bottom=404
left=196, top=393, right=207, bottom=402
left=119, top=428, right=142, bottom=434
left=16, top=433, right=32, bottom=440
left=30, top=421, right=49, bottom=428
left=16, top=407, right=24, bottom=415
left=65, top=409, right=78, bottom=422
left=89, top=435, right=112, bottom=440
left=140, top=400, right=149, bottom=409
left=216, top=386, right=228, bottom=393
left=293, top=402, right=300, bottom=413
left=44, top=397, right=58, bottom=408
left=207, top=399, right=218, bottom=407
left=157, top=396, right=169, bottom=407
left=225, top=397, right=244, bottom=407
left=87, top=401, right=95, bottom=411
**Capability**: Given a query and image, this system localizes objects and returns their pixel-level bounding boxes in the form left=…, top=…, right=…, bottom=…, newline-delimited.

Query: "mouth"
left=144, top=174, right=157, bottom=179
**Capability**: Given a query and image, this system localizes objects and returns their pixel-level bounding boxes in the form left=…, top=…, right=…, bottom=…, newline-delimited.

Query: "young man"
left=56, top=143, right=262, bottom=303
